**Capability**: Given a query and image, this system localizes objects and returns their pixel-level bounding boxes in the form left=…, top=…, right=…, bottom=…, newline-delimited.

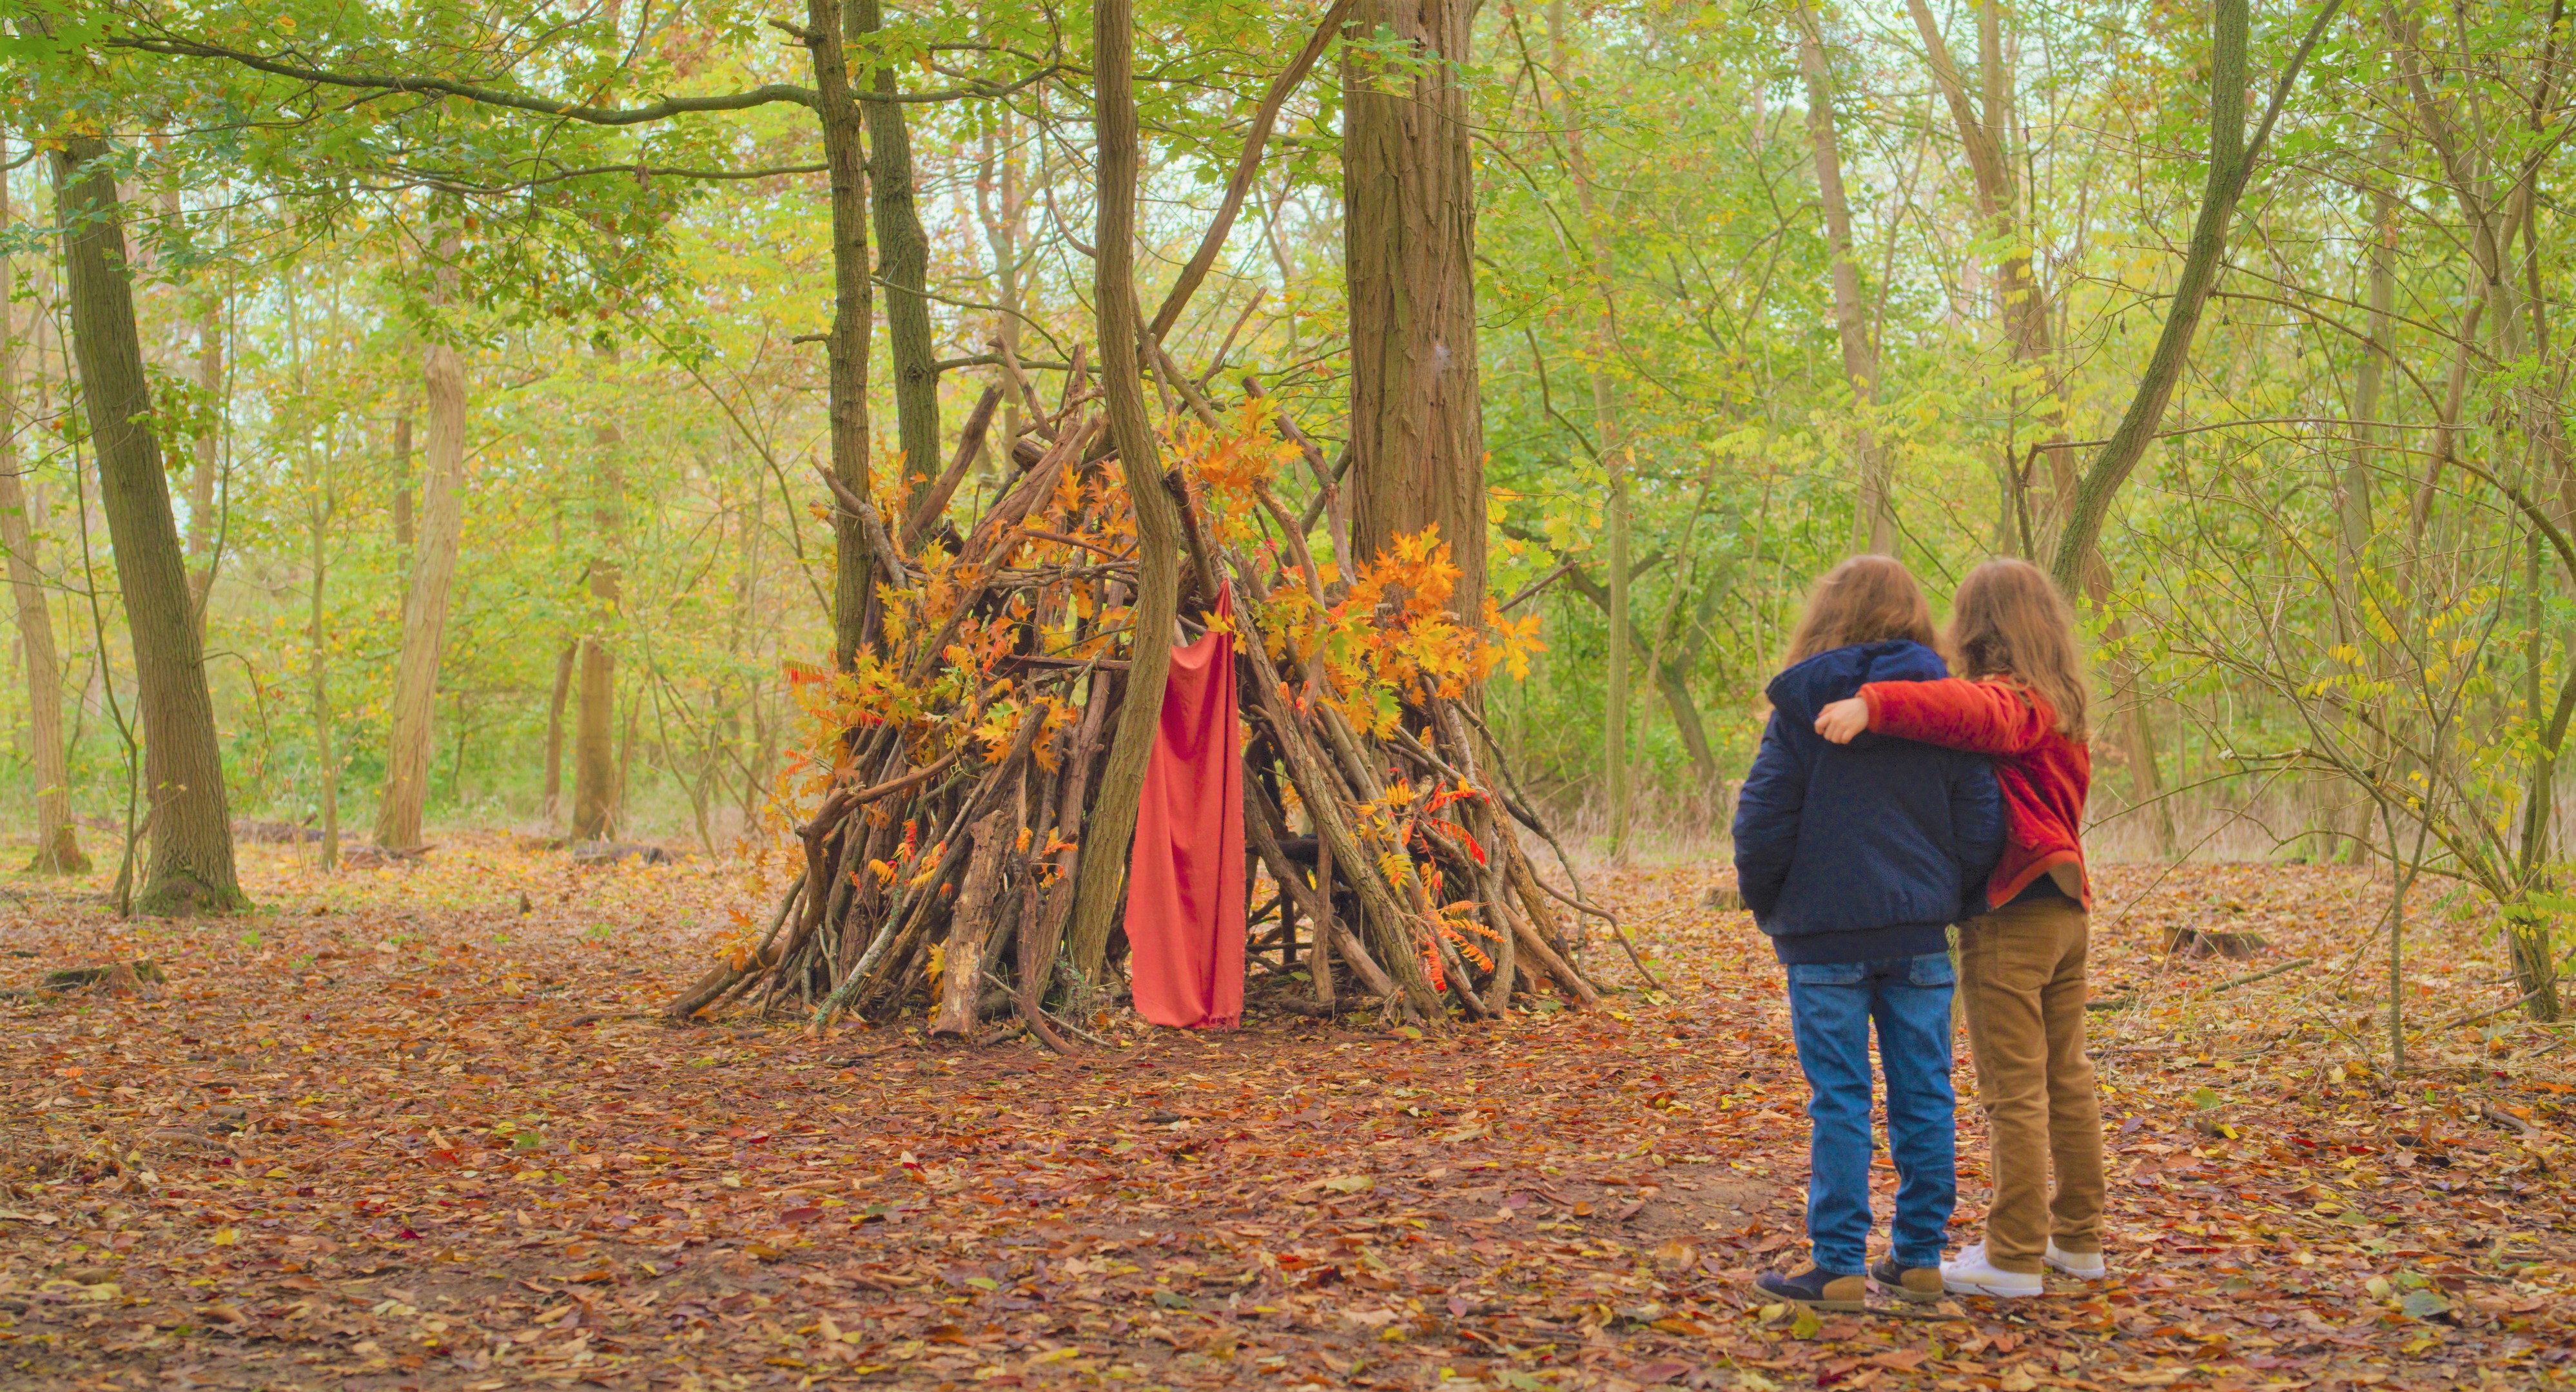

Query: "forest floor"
left=4, top=835, right=2573, bottom=1392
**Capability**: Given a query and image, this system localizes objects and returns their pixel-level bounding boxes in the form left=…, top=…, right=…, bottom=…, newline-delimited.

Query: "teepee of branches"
left=663, top=362, right=1623, bottom=1044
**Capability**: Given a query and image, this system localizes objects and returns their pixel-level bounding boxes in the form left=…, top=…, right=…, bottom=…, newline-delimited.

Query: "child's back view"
left=1733, top=556, right=2002, bottom=1309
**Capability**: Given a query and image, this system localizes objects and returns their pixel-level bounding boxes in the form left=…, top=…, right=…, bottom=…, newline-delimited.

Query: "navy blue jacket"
left=1732, top=640, right=2004, bottom=965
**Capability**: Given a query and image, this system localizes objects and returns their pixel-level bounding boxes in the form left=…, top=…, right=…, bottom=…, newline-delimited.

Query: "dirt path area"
left=5, top=842, right=2571, bottom=1390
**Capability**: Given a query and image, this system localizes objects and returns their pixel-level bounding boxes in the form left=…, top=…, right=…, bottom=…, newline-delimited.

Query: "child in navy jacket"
left=1732, top=556, right=2002, bottom=1310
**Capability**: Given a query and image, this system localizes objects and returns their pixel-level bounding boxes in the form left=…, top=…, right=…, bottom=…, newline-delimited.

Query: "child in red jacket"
left=1813, top=557, right=2105, bottom=1297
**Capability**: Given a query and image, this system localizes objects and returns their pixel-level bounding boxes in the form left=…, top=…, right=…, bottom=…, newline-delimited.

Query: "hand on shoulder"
left=1815, top=697, right=1869, bottom=744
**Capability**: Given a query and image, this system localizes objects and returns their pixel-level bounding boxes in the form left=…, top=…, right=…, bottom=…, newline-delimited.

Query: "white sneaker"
left=1940, top=1242, right=2044, bottom=1298
left=2045, top=1241, right=2107, bottom=1279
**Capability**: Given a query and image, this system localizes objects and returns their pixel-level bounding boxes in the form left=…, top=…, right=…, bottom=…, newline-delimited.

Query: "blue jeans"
left=1784, top=952, right=1958, bottom=1274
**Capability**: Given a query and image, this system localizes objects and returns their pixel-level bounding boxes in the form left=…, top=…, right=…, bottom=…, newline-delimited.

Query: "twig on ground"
left=2194, top=956, right=2315, bottom=999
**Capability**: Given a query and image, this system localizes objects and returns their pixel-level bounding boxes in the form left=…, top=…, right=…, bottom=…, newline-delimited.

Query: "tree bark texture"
left=543, top=641, right=575, bottom=823
left=930, top=804, right=1015, bottom=1036
left=0, top=166, right=84, bottom=873
left=574, top=349, right=624, bottom=840
left=854, top=0, right=941, bottom=515
left=2341, top=178, right=2396, bottom=581
left=186, top=283, right=222, bottom=632
left=1064, top=0, right=1189, bottom=987
left=375, top=340, right=468, bottom=852
left=1344, top=0, right=1487, bottom=611
left=307, top=488, right=338, bottom=871
left=807, top=0, right=878, bottom=671
left=975, top=108, right=1029, bottom=456
left=1796, top=3, right=1895, bottom=554
left=392, top=410, right=414, bottom=549
left=53, top=137, right=243, bottom=912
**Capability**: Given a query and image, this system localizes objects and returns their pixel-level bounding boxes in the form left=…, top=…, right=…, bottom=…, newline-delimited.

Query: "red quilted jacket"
left=1859, top=677, right=2092, bottom=910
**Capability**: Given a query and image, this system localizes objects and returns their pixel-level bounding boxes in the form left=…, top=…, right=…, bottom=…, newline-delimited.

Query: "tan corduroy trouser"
left=1957, top=891, right=2105, bottom=1274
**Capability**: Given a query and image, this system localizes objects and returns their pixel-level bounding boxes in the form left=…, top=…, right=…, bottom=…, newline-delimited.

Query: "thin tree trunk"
left=1796, top=3, right=1896, bottom=554
left=52, top=135, right=243, bottom=913
left=375, top=338, right=468, bottom=852
left=1345, top=0, right=1487, bottom=612
left=185, top=273, right=222, bottom=634
left=1064, top=0, right=1189, bottom=987
left=2341, top=182, right=2395, bottom=590
left=1904, top=0, right=2071, bottom=540
left=308, top=486, right=338, bottom=871
left=2051, top=0, right=2339, bottom=592
left=1561, top=562, right=1720, bottom=797
left=572, top=345, right=623, bottom=841
left=616, top=681, right=639, bottom=831
left=542, top=641, right=575, bottom=824
left=391, top=410, right=414, bottom=550
left=855, top=0, right=948, bottom=514
left=801, top=0, right=879, bottom=670
left=854, top=0, right=941, bottom=516
left=0, top=162, right=84, bottom=873
left=975, top=106, right=1029, bottom=459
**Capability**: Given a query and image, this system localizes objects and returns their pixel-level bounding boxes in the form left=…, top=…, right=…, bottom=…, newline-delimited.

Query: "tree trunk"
left=616, top=681, right=639, bottom=828
left=573, top=346, right=623, bottom=841
left=2051, top=0, right=2332, bottom=592
left=976, top=107, right=1029, bottom=460
left=185, top=278, right=222, bottom=633
left=1904, top=0, right=2073, bottom=540
left=375, top=340, right=468, bottom=852
left=1605, top=461, right=1631, bottom=857
left=806, top=0, right=879, bottom=671
left=1064, top=0, right=1189, bottom=987
left=0, top=167, right=84, bottom=873
left=1561, top=561, right=1720, bottom=798
left=542, top=641, right=575, bottom=824
left=391, top=410, right=414, bottom=550
left=52, top=136, right=243, bottom=913
left=854, top=0, right=941, bottom=516
left=2341, top=182, right=2395, bottom=590
left=308, top=486, right=338, bottom=871
left=1796, top=3, right=1895, bottom=554
left=1345, top=0, right=1487, bottom=612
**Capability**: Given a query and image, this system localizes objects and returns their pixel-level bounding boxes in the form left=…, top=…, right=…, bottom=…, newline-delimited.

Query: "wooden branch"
left=850, top=746, right=964, bottom=807
left=992, top=333, right=1059, bottom=440
left=902, top=385, right=1004, bottom=548
left=812, top=463, right=912, bottom=588
left=1504, top=846, right=1601, bottom=1007
left=663, top=872, right=808, bottom=1020
left=1245, top=784, right=1361, bottom=1005
left=1233, top=610, right=1443, bottom=1020
left=1437, top=704, right=1519, bottom=1012
left=1243, top=374, right=1349, bottom=562
left=113, top=34, right=820, bottom=121
left=929, top=804, right=1019, bottom=1036
left=1146, top=0, right=1357, bottom=342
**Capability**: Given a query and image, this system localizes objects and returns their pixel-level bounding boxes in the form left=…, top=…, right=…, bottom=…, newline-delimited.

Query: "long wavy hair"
left=1782, top=556, right=1938, bottom=665
left=1947, top=558, right=2089, bottom=740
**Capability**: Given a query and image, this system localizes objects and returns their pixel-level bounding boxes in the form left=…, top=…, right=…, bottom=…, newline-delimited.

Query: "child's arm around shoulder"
left=1859, top=677, right=2054, bottom=756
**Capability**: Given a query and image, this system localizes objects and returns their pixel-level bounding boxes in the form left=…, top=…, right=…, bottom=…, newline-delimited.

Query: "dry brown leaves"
left=3, top=839, right=2571, bottom=1392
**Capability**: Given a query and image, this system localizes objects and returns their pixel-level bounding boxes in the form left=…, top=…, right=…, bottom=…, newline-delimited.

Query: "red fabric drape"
left=1124, top=585, right=1245, bottom=1030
